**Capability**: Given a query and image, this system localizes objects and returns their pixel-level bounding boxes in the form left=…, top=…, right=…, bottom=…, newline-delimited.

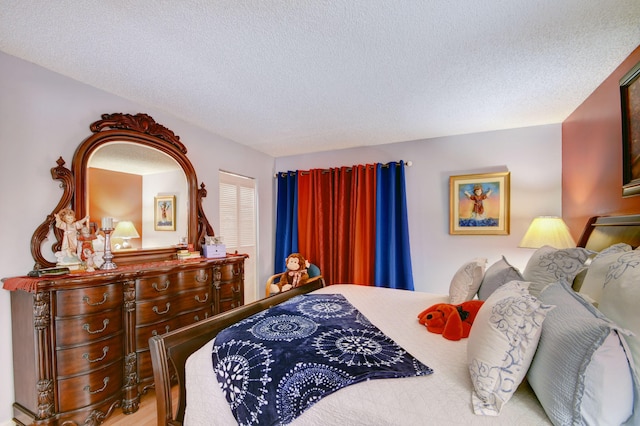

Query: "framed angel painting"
left=449, top=172, right=510, bottom=235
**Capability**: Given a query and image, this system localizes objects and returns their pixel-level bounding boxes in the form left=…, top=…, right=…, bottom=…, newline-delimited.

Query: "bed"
left=150, top=214, right=640, bottom=426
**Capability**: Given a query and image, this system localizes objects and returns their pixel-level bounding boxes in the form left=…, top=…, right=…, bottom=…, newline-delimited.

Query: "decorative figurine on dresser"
left=2, top=113, right=247, bottom=426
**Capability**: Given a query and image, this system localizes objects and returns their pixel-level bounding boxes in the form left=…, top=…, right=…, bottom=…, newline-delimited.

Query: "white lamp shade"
left=519, top=216, right=576, bottom=249
left=112, top=221, right=140, bottom=239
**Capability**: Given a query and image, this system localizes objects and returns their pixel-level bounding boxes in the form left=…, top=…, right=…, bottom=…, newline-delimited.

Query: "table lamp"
left=519, top=216, right=576, bottom=249
left=113, top=220, right=140, bottom=249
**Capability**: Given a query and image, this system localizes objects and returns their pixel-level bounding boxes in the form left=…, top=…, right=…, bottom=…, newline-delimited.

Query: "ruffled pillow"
left=528, top=280, right=635, bottom=426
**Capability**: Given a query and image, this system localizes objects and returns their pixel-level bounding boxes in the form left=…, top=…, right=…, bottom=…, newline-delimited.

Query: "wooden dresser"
left=7, top=255, right=245, bottom=426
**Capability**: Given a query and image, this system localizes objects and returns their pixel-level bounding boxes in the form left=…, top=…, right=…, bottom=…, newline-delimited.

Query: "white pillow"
left=578, top=246, right=631, bottom=306
left=523, top=245, right=591, bottom=284
left=527, top=280, right=635, bottom=426
left=467, top=281, right=553, bottom=415
left=448, top=258, right=486, bottom=304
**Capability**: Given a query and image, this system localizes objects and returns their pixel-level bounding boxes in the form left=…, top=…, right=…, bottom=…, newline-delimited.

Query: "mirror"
left=30, top=113, right=213, bottom=268
left=87, top=142, right=188, bottom=251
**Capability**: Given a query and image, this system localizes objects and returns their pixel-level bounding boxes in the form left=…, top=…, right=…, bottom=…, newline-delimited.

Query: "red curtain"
left=297, top=165, right=377, bottom=285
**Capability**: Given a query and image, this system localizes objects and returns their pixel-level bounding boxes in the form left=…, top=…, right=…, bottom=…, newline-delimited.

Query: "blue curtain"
left=274, top=172, right=298, bottom=273
left=374, top=161, right=414, bottom=290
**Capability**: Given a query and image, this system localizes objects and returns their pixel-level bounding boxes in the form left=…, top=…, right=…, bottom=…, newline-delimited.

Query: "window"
left=219, top=171, right=257, bottom=302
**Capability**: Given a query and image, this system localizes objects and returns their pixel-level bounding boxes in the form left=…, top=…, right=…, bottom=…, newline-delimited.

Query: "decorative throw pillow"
left=522, top=245, right=591, bottom=284
left=467, top=281, right=553, bottom=416
left=578, top=243, right=632, bottom=306
left=448, top=258, right=486, bottom=304
left=599, top=250, right=640, bottom=388
left=476, top=256, right=523, bottom=300
left=527, top=280, right=635, bottom=426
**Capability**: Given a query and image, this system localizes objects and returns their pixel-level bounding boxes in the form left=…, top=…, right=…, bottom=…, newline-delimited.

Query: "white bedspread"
left=184, top=285, right=551, bottom=425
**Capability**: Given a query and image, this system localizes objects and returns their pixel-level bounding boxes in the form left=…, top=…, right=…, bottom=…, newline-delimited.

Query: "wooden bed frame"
left=149, top=213, right=640, bottom=426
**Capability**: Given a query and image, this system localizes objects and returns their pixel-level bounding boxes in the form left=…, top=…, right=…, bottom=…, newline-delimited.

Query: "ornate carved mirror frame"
left=30, top=113, right=213, bottom=268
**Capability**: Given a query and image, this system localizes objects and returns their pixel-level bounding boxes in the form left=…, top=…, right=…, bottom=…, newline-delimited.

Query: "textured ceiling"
left=1, top=1, right=639, bottom=157
left=88, top=142, right=182, bottom=175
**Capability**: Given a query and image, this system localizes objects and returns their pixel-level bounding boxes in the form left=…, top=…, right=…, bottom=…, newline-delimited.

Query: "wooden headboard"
left=577, top=214, right=640, bottom=251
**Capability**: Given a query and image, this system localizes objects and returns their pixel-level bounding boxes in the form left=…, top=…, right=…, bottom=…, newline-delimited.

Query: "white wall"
left=275, top=123, right=562, bottom=293
left=0, top=52, right=276, bottom=424
left=0, top=50, right=562, bottom=424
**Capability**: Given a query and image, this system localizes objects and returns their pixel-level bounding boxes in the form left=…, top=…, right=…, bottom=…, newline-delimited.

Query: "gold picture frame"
left=154, top=195, right=176, bottom=231
left=449, top=172, right=510, bottom=235
left=621, top=59, right=640, bottom=197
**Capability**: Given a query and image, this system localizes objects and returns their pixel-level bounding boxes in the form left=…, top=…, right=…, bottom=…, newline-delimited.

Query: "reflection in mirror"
left=87, top=142, right=189, bottom=251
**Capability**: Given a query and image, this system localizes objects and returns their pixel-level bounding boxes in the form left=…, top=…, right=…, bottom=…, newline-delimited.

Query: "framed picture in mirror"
left=155, top=195, right=176, bottom=231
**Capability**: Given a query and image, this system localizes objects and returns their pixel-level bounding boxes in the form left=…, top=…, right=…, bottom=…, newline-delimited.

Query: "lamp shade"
left=519, top=216, right=576, bottom=249
left=112, top=221, right=140, bottom=239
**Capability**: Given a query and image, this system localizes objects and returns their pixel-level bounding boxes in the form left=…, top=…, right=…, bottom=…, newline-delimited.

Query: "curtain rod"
left=274, top=160, right=412, bottom=178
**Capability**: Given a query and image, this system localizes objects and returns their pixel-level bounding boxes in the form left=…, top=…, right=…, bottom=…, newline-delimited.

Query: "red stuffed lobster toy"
left=417, top=300, right=484, bottom=341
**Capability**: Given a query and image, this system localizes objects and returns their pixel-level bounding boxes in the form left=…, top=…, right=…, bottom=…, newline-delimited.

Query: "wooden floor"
left=103, top=387, right=178, bottom=426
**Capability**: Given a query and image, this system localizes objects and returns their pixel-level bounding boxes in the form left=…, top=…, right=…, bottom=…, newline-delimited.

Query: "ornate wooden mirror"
left=31, top=113, right=213, bottom=268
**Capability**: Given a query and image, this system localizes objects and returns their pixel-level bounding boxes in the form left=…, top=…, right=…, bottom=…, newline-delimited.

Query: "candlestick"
left=100, top=227, right=117, bottom=270
left=101, top=217, right=113, bottom=229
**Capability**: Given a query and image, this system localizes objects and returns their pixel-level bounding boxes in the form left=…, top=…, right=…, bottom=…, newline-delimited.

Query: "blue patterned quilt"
left=211, top=293, right=433, bottom=425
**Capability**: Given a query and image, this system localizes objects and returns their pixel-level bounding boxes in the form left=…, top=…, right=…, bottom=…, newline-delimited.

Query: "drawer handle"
left=82, top=293, right=108, bottom=306
left=195, top=293, right=209, bottom=303
left=152, top=325, right=170, bottom=336
left=84, top=377, right=109, bottom=395
left=152, top=280, right=170, bottom=292
left=152, top=303, right=171, bottom=315
left=82, top=319, right=109, bottom=334
left=83, top=346, right=109, bottom=363
left=195, top=272, right=208, bottom=283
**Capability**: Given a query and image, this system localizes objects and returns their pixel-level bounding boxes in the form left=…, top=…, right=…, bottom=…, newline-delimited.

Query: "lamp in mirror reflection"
left=519, top=216, right=576, bottom=249
left=112, top=221, right=140, bottom=249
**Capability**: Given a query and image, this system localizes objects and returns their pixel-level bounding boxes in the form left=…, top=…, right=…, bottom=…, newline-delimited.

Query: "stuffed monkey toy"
left=270, top=253, right=310, bottom=295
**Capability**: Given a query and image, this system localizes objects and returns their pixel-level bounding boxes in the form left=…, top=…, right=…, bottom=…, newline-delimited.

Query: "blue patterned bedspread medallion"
left=211, top=294, right=433, bottom=425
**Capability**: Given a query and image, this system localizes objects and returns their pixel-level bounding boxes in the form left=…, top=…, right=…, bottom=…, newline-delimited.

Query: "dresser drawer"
left=218, top=281, right=241, bottom=300
left=136, top=268, right=211, bottom=299
left=217, top=263, right=242, bottom=282
left=56, top=334, right=124, bottom=377
left=136, top=287, right=211, bottom=325
left=57, top=361, right=123, bottom=412
left=219, top=295, right=242, bottom=312
left=136, top=307, right=212, bottom=349
left=56, top=308, right=123, bottom=347
left=56, top=284, right=123, bottom=317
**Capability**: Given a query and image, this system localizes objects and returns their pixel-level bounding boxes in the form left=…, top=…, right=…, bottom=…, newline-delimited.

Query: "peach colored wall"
left=88, top=167, right=143, bottom=249
left=563, top=45, right=640, bottom=240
